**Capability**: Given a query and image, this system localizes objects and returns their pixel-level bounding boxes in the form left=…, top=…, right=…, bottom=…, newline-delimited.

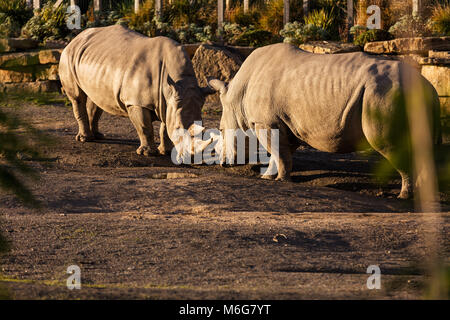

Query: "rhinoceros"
left=208, top=43, right=441, bottom=199
left=59, top=25, right=213, bottom=157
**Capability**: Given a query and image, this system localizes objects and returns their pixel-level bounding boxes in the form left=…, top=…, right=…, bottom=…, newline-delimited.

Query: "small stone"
left=39, top=49, right=63, bottom=65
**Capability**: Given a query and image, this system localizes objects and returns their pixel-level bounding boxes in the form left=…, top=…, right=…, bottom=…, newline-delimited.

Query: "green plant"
left=259, top=0, right=303, bottom=34
left=0, top=0, right=32, bottom=27
left=389, top=14, right=432, bottom=38
left=280, top=21, right=329, bottom=45
left=304, top=8, right=336, bottom=34
left=429, top=2, right=450, bottom=36
left=228, top=5, right=260, bottom=27
left=353, top=28, right=393, bottom=47
left=21, top=2, right=70, bottom=42
left=0, top=13, right=22, bottom=38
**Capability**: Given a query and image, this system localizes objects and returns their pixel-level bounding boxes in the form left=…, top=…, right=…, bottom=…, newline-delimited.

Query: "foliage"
left=0, top=0, right=32, bottom=27
left=164, top=0, right=217, bottom=28
left=228, top=5, right=260, bottom=27
left=280, top=21, right=329, bottom=45
left=221, top=23, right=278, bottom=47
left=353, top=28, right=394, bottom=47
left=259, top=0, right=303, bottom=34
left=389, top=14, right=432, bottom=38
left=429, top=2, right=450, bottom=36
left=304, top=8, right=337, bottom=36
left=21, top=2, right=70, bottom=42
left=0, top=0, right=32, bottom=38
left=0, top=109, right=45, bottom=207
left=0, top=13, right=22, bottom=38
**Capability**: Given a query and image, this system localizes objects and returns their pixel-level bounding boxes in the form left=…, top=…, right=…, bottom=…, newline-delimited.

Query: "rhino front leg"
left=255, top=123, right=293, bottom=181
left=127, top=106, right=158, bottom=156
left=87, top=98, right=104, bottom=140
left=70, top=93, right=94, bottom=143
left=158, top=122, right=174, bottom=155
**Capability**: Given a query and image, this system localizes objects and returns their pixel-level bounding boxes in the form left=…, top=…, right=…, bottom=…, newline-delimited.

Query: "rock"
left=299, top=41, right=362, bottom=54
left=418, top=57, right=450, bottom=66
left=35, top=64, right=59, bottom=81
left=43, top=40, right=68, bottom=49
left=39, top=49, right=63, bottom=65
left=182, top=44, right=201, bottom=59
left=364, top=37, right=450, bottom=55
left=439, top=97, right=450, bottom=117
left=0, top=38, right=39, bottom=53
left=0, top=68, right=34, bottom=83
left=429, top=50, right=450, bottom=59
left=192, top=44, right=243, bottom=104
left=0, top=80, right=61, bottom=93
left=0, top=51, right=40, bottom=68
left=421, top=65, right=450, bottom=96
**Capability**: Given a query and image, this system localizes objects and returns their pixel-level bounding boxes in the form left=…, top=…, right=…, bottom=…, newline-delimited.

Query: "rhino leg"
left=127, top=106, right=159, bottom=156
left=69, top=92, right=94, bottom=143
left=86, top=98, right=104, bottom=140
left=255, top=123, right=293, bottom=182
left=362, top=107, right=413, bottom=199
left=158, top=122, right=174, bottom=155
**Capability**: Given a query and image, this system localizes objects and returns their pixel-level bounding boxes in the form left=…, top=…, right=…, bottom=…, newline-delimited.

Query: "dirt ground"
left=0, top=94, right=449, bottom=299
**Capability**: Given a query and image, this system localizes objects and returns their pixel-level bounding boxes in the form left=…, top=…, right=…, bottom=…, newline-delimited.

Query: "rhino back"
left=228, top=43, right=405, bottom=152
left=60, top=25, right=195, bottom=117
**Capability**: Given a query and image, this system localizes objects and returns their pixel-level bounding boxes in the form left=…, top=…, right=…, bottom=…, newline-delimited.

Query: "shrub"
left=0, top=0, right=32, bottom=27
left=228, top=5, right=260, bottom=27
left=0, top=0, right=32, bottom=37
left=233, top=29, right=279, bottom=47
left=430, top=2, right=450, bottom=36
left=21, top=2, right=70, bottom=42
left=353, top=28, right=394, bottom=47
left=0, top=13, right=22, bottom=38
left=280, top=21, right=329, bottom=45
left=259, top=0, right=303, bottom=34
left=388, top=14, right=432, bottom=38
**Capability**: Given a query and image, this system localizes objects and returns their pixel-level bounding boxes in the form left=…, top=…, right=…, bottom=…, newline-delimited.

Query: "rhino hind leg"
left=361, top=116, right=413, bottom=199
left=255, top=123, right=293, bottom=182
left=127, top=106, right=159, bottom=156
left=158, top=122, right=174, bottom=155
left=86, top=98, right=104, bottom=140
left=68, top=91, right=94, bottom=143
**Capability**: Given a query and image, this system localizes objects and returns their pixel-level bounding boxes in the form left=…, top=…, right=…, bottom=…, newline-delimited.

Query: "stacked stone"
left=364, top=37, right=450, bottom=120
left=0, top=38, right=62, bottom=93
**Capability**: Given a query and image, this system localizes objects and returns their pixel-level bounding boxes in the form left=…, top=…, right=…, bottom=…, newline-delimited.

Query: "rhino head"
left=163, top=76, right=216, bottom=161
left=207, top=78, right=242, bottom=166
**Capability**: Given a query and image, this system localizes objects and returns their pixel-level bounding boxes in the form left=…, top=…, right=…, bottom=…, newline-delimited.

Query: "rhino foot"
left=397, top=190, right=411, bottom=200
left=276, top=176, right=292, bottom=182
left=136, top=145, right=158, bottom=156
left=93, top=132, right=105, bottom=140
left=157, top=145, right=172, bottom=156
left=75, top=133, right=95, bottom=143
left=261, top=174, right=276, bottom=180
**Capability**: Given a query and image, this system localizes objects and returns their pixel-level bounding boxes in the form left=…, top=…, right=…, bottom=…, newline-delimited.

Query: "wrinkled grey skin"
left=209, top=43, right=441, bottom=199
left=59, top=25, right=213, bottom=156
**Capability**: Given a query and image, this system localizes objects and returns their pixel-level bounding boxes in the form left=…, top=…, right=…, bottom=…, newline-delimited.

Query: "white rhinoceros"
left=208, top=43, right=441, bottom=199
left=59, top=25, right=213, bottom=156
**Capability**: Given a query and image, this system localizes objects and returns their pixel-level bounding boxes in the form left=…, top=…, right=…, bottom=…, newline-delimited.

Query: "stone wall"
left=0, top=38, right=62, bottom=94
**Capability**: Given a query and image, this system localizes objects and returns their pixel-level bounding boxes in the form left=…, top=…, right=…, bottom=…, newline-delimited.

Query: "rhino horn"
left=207, top=78, right=228, bottom=95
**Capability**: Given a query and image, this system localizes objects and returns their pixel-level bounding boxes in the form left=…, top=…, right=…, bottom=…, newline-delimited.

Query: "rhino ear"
left=207, top=78, right=228, bottom=95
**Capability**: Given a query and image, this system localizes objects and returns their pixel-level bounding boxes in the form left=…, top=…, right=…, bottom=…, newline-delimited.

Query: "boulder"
left=364, top=37, right=450, bottom=55
left=0, top=51, right=40, bottom=68
left=39, top=49, right=63, bottom=65
left=35, top=64, right=59, bottom=81
left=299, top=41, right=362, bottom=54
left=192, top=44, right=243, bottom=104
left=0, top=68, right=34, bottom=83
left=0, top=38, right=39, bottom=53
left=0, top=80, right=61, bottom=93
left=421, top=65, right=450, bottom=97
